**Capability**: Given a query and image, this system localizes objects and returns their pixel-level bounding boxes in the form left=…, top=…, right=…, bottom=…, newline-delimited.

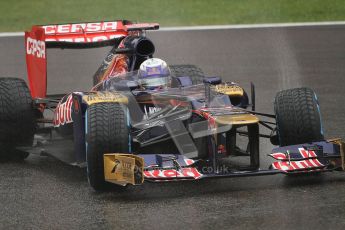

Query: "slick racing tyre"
left=0, top=78, right=36, bottom=161
left=274, top=87, right=324, bottom=147
left=170, top=65, right=205, bottom=86
left=86, top=102, right=130, bottom=191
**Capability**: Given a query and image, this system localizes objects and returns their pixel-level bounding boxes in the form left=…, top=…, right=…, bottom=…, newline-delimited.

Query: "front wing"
left=103, top=139, right=345, bottom=186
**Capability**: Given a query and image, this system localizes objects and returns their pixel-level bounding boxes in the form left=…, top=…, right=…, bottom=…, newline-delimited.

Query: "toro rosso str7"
left=0, top=20, right=344, bottom=191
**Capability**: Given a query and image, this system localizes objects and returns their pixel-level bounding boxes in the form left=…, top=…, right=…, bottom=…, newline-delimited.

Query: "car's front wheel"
left=274, top=87, right=324, bottom=147
left=170, top=65, right=205, bottom=87
left=85, top=102, right=130, bottom=191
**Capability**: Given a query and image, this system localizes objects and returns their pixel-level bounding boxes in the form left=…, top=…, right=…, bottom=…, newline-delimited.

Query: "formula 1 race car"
left=0, top=20, right=344, bottom=191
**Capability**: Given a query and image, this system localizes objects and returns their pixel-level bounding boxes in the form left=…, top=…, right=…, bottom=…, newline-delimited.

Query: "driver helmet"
left=138, top=58, right=171, bottom=90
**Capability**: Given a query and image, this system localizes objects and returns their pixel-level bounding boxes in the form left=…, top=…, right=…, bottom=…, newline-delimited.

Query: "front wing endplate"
left=329, top=139, right=345, bottom=170
left=104, top=153, right=144, bottom=186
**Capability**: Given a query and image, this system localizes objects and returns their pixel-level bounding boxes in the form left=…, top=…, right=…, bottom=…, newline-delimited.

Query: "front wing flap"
left=269, top=140, right=345, bottom=173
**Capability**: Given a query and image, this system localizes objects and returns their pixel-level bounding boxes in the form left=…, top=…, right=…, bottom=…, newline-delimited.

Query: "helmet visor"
left=139, top=76, right=170, bottom=89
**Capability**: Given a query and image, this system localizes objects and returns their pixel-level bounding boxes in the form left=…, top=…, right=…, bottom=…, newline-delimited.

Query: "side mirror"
left=203, top=76, right=222, bottom=85
left=127, top=80, right=139, bottom=90
left=176, top=76, right=193, bottom=87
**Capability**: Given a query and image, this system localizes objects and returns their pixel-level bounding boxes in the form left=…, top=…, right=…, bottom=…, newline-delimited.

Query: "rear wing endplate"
left=25, top=20, right=159, bottom=98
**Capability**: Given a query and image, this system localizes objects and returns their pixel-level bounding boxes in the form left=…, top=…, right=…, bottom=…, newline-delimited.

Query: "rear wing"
left=25, top=20, right=159, bottom=98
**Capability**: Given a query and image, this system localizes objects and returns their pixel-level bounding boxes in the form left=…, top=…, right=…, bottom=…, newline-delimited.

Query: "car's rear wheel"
left=170, top=65, right=205, bottom=86
left=0, top=78, right=36, bottom=161
left=274, top=87, right=324, bottom=147
left=86, top=102, right=130, bottom=191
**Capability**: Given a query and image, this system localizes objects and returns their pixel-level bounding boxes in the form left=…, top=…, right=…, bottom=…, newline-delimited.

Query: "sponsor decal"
left=269, top=152, right=287, bottom=160
left=26, top=37, right=45, bottom=59
left=82, top=92, right=128, bottom=105
left=271, top=159, right=324, bottom=172
left=111, top=159, right=121, bottom=173
left=184, top=159, right=195, bottom=166
left=299, top=148, right=318, bottom=158
left=104, top=154, right=144, bottom=185
left=54, top=94, right=73, bottom=127
left=270, top=148, right=318, bottom=161
left=45, top=34, right=125, bottom=43
left=143, top=105, right=162, bottom=120
left=270, top=148, right=324, bottom=172
left=217, top=144, right=226, bottom=154
left=113, top=158, right=133, bottom=181
left=41, top=22, right=127, bottom=43
left=145, top=66, right=162, bottom=76
left=42, top=22, right=119, bottom=34
left=212, top=83, right=244, bottom=96
left=144, top=167, right=202, bottom=179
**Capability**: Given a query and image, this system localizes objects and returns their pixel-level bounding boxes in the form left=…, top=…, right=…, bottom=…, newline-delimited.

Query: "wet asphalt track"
left=1, top=25, right=345, bottom=229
